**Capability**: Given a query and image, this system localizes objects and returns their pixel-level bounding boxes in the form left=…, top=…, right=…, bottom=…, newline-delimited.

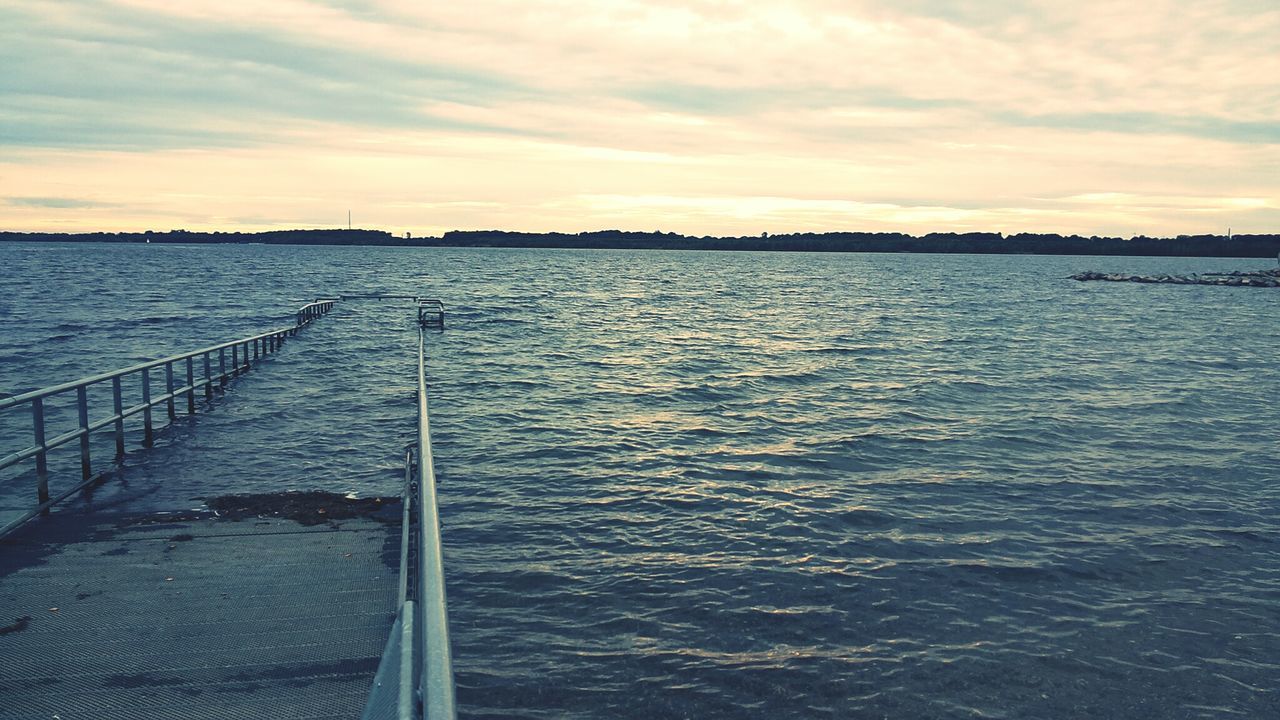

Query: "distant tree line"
left=0, top=229, right=400, bottom=245
left=2, top=228, right=1278, bottom=258
left=431, top=230, right=1280, bottom=257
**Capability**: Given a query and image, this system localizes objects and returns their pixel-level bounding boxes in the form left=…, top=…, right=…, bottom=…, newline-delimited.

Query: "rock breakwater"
left=1071, top=268, right=1280, bottom=287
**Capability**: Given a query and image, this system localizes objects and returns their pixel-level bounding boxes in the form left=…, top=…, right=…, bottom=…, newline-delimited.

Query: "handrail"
left=0, top=298, right=337, bottom=538
left=417, top=300, right=445, bottom=330
left=1, top=326, right=292, bottom=411
left=297, top=300, right=337, bottom=326
left=397, top=445, right=419, bottom=718
left=362, top=311, right=455, bottom=720
left=0, top=299, right=336, bottom=410
left=339, top=293, right=425, bottom=301
left=415, top=323, right=455, bottom=719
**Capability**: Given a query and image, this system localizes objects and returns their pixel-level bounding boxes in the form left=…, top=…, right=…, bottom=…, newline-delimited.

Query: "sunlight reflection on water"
left=1, top=243, right=1278, bottom=718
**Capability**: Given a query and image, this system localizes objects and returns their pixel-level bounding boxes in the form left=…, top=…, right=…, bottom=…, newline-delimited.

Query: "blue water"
left=1, top=242, right=1278, bottom=718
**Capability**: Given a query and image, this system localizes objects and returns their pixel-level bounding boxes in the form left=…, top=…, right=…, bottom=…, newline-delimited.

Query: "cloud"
left=8, top=0, right=1279, bottom=149
left=1000, top=112, right=1280, bottom=145
left=1055, top=192, right=1274, bottom=212
left=0, top=0, right=536, bottom=150
left=4, top=196, right=116, bottom=209
left=0, top=0, right=1277, bottom=235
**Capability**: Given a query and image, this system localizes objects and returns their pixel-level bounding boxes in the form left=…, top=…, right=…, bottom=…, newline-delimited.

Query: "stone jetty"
left=1070, top=268, right=1280, bottom=287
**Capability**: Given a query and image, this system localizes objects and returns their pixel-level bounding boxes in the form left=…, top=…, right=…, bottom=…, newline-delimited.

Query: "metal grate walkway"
left=0, top=506, right=400, bottom=720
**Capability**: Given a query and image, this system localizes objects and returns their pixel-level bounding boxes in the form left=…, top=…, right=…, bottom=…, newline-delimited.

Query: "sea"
left=1, top=241, right=1277, bottom=719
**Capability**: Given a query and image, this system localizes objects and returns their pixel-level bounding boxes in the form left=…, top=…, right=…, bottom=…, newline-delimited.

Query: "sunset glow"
left=2, top=0, right=1277, bottom=236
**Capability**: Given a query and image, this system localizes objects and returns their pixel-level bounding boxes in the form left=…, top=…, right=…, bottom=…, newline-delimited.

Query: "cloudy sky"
left=2, top=0, right=1278, bottom=236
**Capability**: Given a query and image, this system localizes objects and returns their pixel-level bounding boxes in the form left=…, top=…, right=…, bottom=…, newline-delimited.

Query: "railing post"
left=141, top=368, right=154, bottom=447
left=32, top=398, right=49, bottom=512
left=187, top=357, right=196, bottom=413
left=204, top=352, right=213, bottom=399
left=165, top=361, right=176, bottom=420
left=76, top=386, right=91, bottom=481
left=1, top=311, right=333, bottom=531
left=112, top=376, right=125, bottom=458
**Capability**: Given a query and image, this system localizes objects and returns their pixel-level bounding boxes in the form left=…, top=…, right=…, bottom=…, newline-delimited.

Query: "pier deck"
left=0, top=297, right=453, bottom=719
left=0, top=503, right=399, bottom=720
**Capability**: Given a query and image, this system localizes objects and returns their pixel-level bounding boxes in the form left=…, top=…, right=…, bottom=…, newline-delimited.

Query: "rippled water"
left=2, top=242, right=1278, bottom=718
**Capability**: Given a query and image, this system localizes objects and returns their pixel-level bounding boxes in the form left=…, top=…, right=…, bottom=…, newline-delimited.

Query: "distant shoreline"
left=2, top=229, right=1278, bottom=258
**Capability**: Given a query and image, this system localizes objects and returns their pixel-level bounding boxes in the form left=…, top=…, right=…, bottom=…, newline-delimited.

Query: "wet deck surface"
left=0, top=505, right=400, bottom=719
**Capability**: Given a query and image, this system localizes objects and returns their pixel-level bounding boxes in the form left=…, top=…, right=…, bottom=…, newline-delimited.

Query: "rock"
left=1070, top=266, right=1280, bottom=288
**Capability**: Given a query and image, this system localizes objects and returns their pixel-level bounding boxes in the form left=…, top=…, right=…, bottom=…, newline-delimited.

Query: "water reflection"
left=1, top=244, right=1278, bottom=718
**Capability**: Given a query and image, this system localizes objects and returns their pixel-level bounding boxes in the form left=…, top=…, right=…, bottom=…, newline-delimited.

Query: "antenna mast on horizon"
left=348, top=210, right=352, bottom=230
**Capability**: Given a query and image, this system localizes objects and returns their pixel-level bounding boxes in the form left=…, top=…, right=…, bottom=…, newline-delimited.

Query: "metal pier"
left=0, top=298, right=455, bottom=720
left=0, top=299, right=336, bottom=538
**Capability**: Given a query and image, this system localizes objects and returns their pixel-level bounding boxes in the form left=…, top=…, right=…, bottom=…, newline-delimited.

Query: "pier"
left=0, top=298, right=453, bottom=720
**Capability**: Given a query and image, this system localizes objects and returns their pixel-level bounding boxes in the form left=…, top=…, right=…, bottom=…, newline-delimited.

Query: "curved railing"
left=298, top=299, right=338, bottom=326
left=0, top=299, right=336, bottom=537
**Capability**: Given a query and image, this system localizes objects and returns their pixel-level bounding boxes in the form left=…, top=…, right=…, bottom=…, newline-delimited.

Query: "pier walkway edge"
left=0, top=296, right=454, bottom=720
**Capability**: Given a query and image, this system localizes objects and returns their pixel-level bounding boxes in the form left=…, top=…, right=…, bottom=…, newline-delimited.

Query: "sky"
left=1, top=0, right=1278, bottom=237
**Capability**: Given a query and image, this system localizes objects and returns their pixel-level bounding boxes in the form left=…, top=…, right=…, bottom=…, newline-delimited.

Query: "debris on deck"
left=204, top=490, right=400, bottom=525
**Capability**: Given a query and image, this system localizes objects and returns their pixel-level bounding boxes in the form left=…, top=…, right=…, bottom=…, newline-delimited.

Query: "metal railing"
left=336, top=294, right=446, bottom=331
left=363, top=309, right=454, bottom=720
left=0, top=299, right=336, bottom=538
left=414, top=316, right=455, bottom=719
left=298, top=299, right=337, bottom=326
left=417, top=300, right=444, bottom=330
